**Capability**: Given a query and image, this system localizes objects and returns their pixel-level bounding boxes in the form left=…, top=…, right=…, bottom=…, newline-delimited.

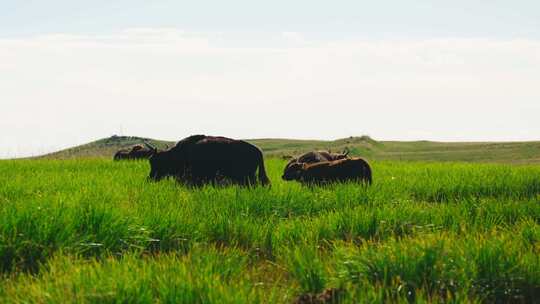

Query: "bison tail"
left=364, top=160, right=373, bottom=185
left=257, top=152, right=271, bottom=186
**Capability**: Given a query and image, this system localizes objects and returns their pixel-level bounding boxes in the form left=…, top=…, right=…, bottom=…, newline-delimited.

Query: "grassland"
left=39, top=135, right=540, bottom=164
left=0, top=158, right=539, bottom=303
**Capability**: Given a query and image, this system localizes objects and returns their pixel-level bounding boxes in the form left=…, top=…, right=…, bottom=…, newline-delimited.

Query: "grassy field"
left=0, top=158, right=539, bottom=303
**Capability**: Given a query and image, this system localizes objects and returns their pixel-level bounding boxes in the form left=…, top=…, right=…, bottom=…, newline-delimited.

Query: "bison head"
left=323, top=149, right=349, bottom=161
left=146, top=142, right=188, bottom=181
left=282, top=162, right=304, bottom=181
left=284, top=157, right=298, bottom=170
left=332, top=153, right=348, bottom=161
left=148, top=152, right=170, bottom=181
left=144, top=142, right=167, bottom=181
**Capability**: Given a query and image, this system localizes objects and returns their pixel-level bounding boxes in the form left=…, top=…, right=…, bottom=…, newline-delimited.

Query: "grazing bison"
left=282, top=157, right=372, bottom=185
left=113, top=144, right=154, bottom=161
left=283, top=150, right=350, bottom=173
left=146, top=135, right=270, bottom=186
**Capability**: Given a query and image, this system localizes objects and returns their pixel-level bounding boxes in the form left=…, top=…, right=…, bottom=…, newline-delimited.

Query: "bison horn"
left=143, top=141, right=158, bottom=153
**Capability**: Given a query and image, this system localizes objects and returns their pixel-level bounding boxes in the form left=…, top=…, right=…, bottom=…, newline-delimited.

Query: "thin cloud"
left=1, top=29, right=539, bottom=157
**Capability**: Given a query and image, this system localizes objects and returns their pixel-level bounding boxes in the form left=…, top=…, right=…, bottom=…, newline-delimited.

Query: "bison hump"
left=172, top=135, right=207, bottom=150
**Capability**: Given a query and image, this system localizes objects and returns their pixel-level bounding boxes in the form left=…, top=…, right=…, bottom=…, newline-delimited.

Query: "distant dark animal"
left=146, top=135, right=270, bottom=186
left=282, top=157, right=372, bottom=185
left=283, top=150, right=350, bottom=173
left=113, top=144, right=154, bottom=161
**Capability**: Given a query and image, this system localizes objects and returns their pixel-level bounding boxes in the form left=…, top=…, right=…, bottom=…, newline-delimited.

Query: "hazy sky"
left=1, top=1, right=540, bottom=158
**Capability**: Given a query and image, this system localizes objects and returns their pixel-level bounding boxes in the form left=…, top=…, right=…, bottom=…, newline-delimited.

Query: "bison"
left=282, top=157, right=372, bottom=185
left=113, top=144, right=155, bottom=161
left=145, top=135, right=270, bottom=186
left=283, top=150, right=350, bottom=173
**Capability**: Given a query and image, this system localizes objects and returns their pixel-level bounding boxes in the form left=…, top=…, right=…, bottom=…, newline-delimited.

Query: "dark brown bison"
left=283, top=150, right=349, bottom=174
left=113, top=144, right=155, bottom=161
left=282, top=157, right=372, bottom=185
left=146, top=135, right=270, bottom=186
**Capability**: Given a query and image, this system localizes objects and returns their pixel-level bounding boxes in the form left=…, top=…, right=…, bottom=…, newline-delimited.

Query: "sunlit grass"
left=0, top=159, right=539, bottom=303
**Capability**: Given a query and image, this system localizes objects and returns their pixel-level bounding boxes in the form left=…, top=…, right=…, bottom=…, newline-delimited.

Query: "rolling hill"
left=37, top=135, right=540, bottom=164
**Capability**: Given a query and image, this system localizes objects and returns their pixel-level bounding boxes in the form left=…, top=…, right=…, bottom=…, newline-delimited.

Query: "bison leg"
left=235, top=174, right=256, bottom=187
left=247, top=174, right=257, bottom=186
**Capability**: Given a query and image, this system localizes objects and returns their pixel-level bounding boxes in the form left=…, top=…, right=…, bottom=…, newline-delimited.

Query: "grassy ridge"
left=37, top=135, right=540, bottom=164
left=0, top=159, right=539, bottom=303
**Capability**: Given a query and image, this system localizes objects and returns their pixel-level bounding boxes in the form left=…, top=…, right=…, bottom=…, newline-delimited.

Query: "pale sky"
left=1, top=1, right=540, bottom=158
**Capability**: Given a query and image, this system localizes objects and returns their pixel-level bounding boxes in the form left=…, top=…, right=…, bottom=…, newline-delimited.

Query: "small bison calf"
left=282, top=157, right=372, bottom=185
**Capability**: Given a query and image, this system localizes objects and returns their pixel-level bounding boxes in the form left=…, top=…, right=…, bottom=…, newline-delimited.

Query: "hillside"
left=37, top=135, right=540, bottom=164
left=40, top=136, right=174, bottom=160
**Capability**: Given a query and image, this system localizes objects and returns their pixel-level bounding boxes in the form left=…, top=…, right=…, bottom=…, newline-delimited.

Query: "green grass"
left=0, top=159, right=539, bottom=303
